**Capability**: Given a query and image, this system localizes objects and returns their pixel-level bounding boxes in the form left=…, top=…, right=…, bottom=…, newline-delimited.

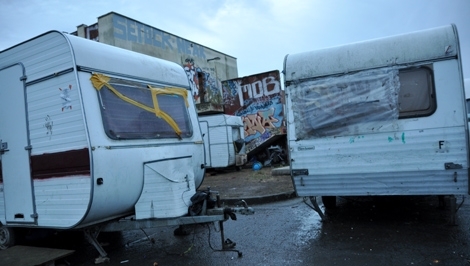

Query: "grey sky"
left=1, top=0, right=469, bottom=79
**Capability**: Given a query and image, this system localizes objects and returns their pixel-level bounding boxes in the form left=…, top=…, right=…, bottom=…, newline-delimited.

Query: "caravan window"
left=398, top=67, right=436, bottom=118
left=466, top=99, right=470, bottom=122
left=290, top=66, right=437, bottom=139
left=98, top=78, right=193, bottom=140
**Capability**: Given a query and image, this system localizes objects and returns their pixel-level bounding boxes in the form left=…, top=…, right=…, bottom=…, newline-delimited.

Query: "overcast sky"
left=1, top=0, right=469, bottom=80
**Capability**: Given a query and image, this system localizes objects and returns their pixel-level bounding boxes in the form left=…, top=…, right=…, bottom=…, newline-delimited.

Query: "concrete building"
left=74, top=12, right=238, bottom=114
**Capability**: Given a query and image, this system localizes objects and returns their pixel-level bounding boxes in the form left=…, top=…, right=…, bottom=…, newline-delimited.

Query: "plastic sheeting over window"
left=290, top=68, right=400, bottom=139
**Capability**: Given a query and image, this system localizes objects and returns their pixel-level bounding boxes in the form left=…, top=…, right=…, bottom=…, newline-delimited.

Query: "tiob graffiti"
left=222, top=70, right=286, bottom=162
left=183, top=58, right=223, bottom=104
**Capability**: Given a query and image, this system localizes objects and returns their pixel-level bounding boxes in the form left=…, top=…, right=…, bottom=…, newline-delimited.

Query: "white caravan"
left=199, top=114, right=246, bottom=169
left=0, top=31, right=252, bottom=263
left=283, top=24, right=468, bottom=217
left=465, top=79, right=470, bottom=120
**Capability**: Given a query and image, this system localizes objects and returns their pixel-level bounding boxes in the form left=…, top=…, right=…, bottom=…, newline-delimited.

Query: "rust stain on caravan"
left=30, top=148, right=90, bottom=179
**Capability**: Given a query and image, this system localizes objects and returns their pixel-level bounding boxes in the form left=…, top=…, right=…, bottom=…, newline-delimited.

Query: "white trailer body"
left=0, top=31, right=205, bottom=229
left=283, top=25, right=468, bottom=200
left=199, top=114, right=246, bottom=168
left=465, top=79, right=470, bottom=121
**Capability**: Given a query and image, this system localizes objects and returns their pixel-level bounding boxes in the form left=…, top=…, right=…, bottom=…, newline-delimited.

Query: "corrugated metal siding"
left=294, top=169, right=468, bottom=196
left=0, top=32, right=73, bottom=82
left=199, top=114, right=242, bottom=167
left=284, top=25, right=458, bottom=81
left=135, top=158, right=195, bottom=219
left=0, top=31, right=88, bottom=155
left=34, top=176, right=90, bottom=227
left=210, top=145, right=231, bottom=167
left=208, top=124, right=231, bottom=167
left=27, top=72, right=88, bottom=154
left=290, top=126, right=468, bottom=196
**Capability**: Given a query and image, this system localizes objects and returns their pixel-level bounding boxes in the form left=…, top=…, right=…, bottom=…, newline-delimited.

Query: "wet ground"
left=14, top=194, right=470, bottom=265
left=201, top=166, right=294, bottom=200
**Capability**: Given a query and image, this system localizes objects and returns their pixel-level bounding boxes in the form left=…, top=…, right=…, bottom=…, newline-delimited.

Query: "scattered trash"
left=263, top=145, right=286, bottom=166
left=120, top=259, right=129, bottom=263
left=252, top=162, right=262, bottom=171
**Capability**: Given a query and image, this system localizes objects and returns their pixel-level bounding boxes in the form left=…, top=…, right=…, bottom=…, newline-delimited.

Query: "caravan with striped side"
left=0, top=31, right=205, bottom=247
left=283, top=24, right=468, bottom=212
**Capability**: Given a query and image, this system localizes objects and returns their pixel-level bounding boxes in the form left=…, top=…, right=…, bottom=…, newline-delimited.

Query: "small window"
left=398, top=67, right=435, bottom=118
left=98, top=77, right=192, bottom=139
left=466, top=99, right=470, bottom=122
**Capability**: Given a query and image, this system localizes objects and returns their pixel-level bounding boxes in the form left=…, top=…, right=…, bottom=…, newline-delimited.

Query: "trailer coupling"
left=85, top=188, right=254, bottom=264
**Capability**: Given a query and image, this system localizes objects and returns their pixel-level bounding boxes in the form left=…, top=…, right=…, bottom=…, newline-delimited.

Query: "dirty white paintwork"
left=284, top=25, right=459, bottom=81
left=0, top=64, right=35, bottom=224
left=465, top=79, right=470, bottom=98
left=0, top=31, right=204, bottom=229
left=284, top=24, right=468, bottom=197
left=199, top=114, right=245, bottom=168
left=135, top=157, right=195, bottom=219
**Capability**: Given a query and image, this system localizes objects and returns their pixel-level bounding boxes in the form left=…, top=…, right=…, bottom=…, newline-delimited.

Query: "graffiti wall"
left=222, top=70, right=285, bottom=154
left=183, top=58, right=223, bottom=105
left=108, top=13, right=225, bottom=106
left=112, top=15, right=206, bottom=60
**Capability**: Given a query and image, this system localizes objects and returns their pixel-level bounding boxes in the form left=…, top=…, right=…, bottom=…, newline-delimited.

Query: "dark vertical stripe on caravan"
left=31, top=148, right=91, bottom=179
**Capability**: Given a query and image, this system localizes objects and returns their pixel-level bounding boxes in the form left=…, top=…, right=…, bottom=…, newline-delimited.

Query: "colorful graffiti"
left=222, top=71, right=285, bottom=152
left=183, top=58, right=223, bottom=104
left=243, top=107, right=279, bottom=136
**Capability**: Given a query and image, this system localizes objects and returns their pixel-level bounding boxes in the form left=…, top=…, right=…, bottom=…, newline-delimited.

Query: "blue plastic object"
left=252, top=162, right=262, bottom=171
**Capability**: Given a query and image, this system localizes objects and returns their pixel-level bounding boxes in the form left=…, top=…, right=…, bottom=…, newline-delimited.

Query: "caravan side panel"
left=284, top=24, right=468, bottom=197
left=0, top=31, right=91, bottom=228
left=199, top=114, right=244, bottom=168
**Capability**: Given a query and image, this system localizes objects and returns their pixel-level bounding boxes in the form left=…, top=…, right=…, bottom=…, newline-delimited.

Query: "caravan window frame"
left=466, top=99, right=470, bottom=122
left=97, top=77, right=193, bottom=140
left=397, top=66, right=436, bottom=118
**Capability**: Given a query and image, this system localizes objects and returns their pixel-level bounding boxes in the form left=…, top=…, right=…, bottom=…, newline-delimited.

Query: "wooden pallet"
left=0, top=245, right=74, bottom=266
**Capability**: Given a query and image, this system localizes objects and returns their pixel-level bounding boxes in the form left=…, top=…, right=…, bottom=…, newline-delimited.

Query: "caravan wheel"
left=0, top=226, right=15, bottom=250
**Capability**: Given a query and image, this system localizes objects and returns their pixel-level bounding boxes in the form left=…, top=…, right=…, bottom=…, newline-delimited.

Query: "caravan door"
left=0, top=64, right=36, bottom=224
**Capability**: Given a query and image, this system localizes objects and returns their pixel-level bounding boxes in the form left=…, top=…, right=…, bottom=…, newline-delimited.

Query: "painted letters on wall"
left=112, top=15, right=206, bottom=59
left=107, top=13, right=224, bottom=105
left=222, top=70, right=285, bottom=153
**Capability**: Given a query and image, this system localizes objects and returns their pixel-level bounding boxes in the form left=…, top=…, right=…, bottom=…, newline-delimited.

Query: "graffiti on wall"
left=183, top=58, right=223, bottom=104
left=222, top=71, right=285, bottom=152
left=109, top=14, right=224, bottom=106
left=112, top=14, right=206, bottom=59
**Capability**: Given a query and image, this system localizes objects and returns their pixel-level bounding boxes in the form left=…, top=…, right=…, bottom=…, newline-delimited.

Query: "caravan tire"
left=0, top=226, right=15, bottom=250
left=321, top=196, right=336, bottom=209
